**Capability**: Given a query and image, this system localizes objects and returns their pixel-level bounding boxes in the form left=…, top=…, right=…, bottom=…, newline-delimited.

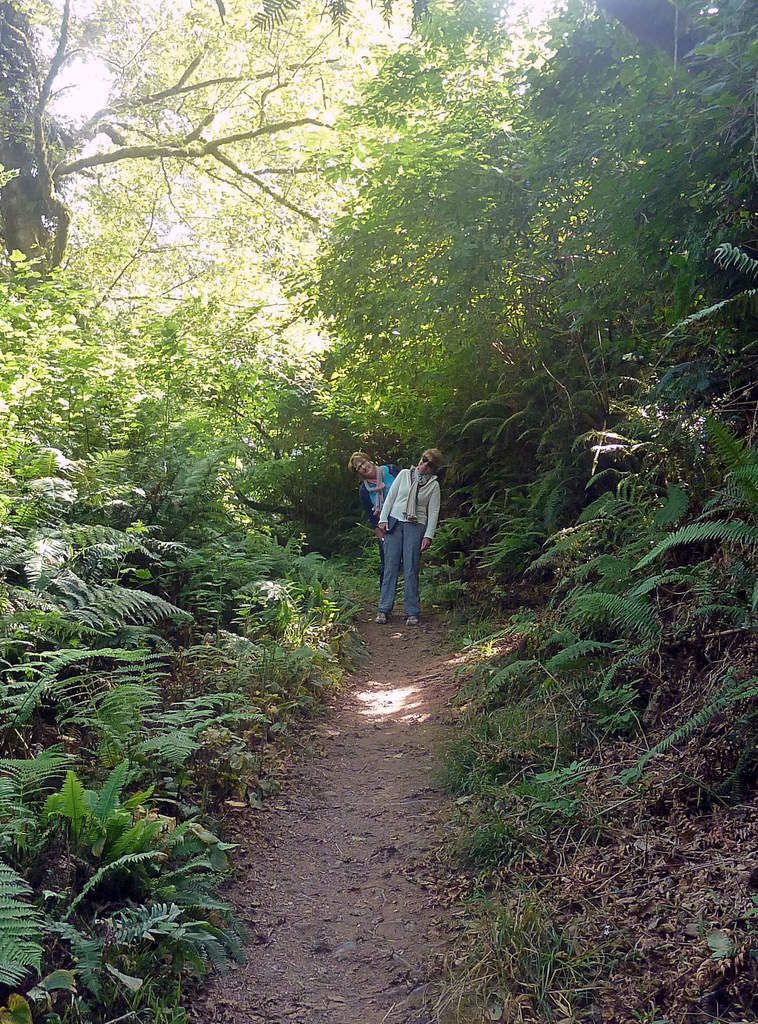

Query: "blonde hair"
left=348, top=451, right=372, bottom=472
left=421, top=447, right=443, bottom=471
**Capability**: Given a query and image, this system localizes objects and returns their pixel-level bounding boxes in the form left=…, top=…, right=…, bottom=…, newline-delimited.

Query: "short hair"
left=421, top=447, right=443, bottom=471
left=348, top=451, right=372, bottom=472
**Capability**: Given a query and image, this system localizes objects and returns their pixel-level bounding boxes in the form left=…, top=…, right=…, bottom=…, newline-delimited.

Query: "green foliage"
left=620, top=675, right=758, bottom=784
left=2, top=0, right=756, bottom=1021
left=0, top=860, right=43, bottom=986
left=0, top=285, right=356, bottom=1018
left=449, top=894, right=598, bottom=1021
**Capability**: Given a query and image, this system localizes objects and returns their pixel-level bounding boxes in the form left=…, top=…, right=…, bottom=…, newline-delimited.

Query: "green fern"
left=110, top=901, right=184, bottom=944
left=0, top=749, right=72, bottom=802
left=705, top=418, right=758, bottom=511
left=706, top=417, right=754, bottom=474
left=0, top=859, right=44, bottom=986
left=89, top=761, right=130, bottom=821
left=635, top=520, right=758, bottom=569
left=727, top=464, right=758, bottom=512
left=136, top=732, right=200, bottom=766
left=110, top=899, right=243, bottom=973
left=481, top=659, right=541, bottom=702
left=666, top=244, right=758, bottom=332
left=565, top=592, right=659, bottom=642
left=253, top=0, right=299, bottom=29
left=628, top=565, right=710, bottom=599
left=666, top=289, right=757, bottom=329
left=713, top=242, right=758, bottom=280
left=0, top=777, right=34, bottom=854
left=44, top=770, right=88, bottom=844
left=65, top=851, right=159, bottom=919
left=52, top=921, right=104, bottom=997
left=544, top=640, right=617, bottom=674
left=620, top=675, right=758, bottom=784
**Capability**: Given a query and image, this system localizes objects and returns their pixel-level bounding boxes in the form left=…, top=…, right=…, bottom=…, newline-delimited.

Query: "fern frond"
left=713, top=242, right=758, bottom=280
left=620, top=676, right=758, bottom=783
left=53, top=577, right=190, bottom=629
left=726, top=465, right=758, bottom=512
left=110, top=901, right=185, bottom=944
left=665, top=289, right=758, bottom=331
left=0, top=749, right=72, bottom=801
left=483, top=659, right=541, bottom=701
left=706, top=417, right=755, bottom=474
left=52, top=922, right=103, bottom=997
left=65, top=851, right=159, bottom=919
left=0, top=859, right=44, bottom=984
left=135, top=732, right=200, bottom=766
left=544, top=640, right=617, bottom=674
left=43, top=770, right=88, bottom=844
left=91, top=761, right=130, bottom=821
left=566, top=592, right=659, bottom=642
left=635, top=520, right=758, bottom=569
left=106, top=818, right=163, bottom=860
left=629, top=568, right=704, bottom=598
left=254, top=0, right=298, bottom=27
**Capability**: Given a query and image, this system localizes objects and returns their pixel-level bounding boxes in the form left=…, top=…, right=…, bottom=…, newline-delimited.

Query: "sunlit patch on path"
left=192, top=617, right=457, bottom=1024
left=356, top=683, right=419, bottom=717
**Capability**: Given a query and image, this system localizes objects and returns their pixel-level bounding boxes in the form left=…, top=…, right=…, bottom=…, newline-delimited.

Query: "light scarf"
left=364, top=465, right=387, bottom=515
left=404, top=468, right=437, bottom=522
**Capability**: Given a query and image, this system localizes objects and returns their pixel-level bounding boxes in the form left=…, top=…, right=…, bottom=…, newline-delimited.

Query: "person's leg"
left=401, top=523, right=424, bottom=619
left=378, top=528, right=402, bottom=615
left=378, top=538, right=385, bottom=589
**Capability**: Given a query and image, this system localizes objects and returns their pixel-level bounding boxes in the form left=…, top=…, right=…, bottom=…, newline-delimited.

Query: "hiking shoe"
left=405, top=616, right=419, bottom=626
left=375, top=612, right=388, bottom=624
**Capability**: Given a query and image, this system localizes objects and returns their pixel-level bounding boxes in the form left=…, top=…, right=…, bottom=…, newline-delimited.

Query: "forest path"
left=193, top=615, right=459, bottom=1024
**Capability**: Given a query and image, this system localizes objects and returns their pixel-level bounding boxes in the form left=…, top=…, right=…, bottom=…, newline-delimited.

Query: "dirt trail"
left=194, top=616, right=459, bottom=1024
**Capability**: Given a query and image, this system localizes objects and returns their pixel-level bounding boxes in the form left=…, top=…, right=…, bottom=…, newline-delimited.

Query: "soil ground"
left=193, top=615, right=459, bottom=1024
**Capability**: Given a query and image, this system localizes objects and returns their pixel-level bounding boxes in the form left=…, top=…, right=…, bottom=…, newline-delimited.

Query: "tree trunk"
left=0, top=2, right=69, bottom=269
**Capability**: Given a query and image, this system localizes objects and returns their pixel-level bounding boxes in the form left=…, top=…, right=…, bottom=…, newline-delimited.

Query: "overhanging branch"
left=54, top=116, right=331, bottom=179
left=208, top=149, right=320, bottom=224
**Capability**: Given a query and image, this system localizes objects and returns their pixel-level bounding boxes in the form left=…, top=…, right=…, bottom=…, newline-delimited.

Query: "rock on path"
left=193, top=616, right=458, bottom=1024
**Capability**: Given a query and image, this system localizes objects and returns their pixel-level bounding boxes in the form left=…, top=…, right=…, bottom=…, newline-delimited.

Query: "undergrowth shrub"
left=440, top=414, right=756, bottom=1021
left=0, top=441, right=357, bottom=1020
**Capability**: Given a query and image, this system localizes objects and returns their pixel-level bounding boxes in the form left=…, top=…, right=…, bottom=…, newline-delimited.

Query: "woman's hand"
left=420, top=537, right=431, bottom=553
left=376, top=523, right=387, bottom=541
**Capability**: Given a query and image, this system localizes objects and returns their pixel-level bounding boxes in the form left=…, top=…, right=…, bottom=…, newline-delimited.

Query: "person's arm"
left=359, top=483, right=378, bottom=526
left=422, top=482, right=441, bottom=547
left=378, top=471, right=403, bottom=527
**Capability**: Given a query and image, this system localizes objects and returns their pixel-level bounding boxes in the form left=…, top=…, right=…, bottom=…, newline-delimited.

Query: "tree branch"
left=207, top=149, right=320, bottom=224
left=54, top=117, right=331, bottom=179
left=94, top=196, right=159, bottom=308
left=233, top=490, right=296, bottom=517
left=38, top=0, right=70, bottom=112
left=202, top=116, right=331, bottom=150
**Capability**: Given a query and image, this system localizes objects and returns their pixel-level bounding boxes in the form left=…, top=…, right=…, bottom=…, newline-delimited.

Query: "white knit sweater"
left=378, top=469, right=441, bottom=540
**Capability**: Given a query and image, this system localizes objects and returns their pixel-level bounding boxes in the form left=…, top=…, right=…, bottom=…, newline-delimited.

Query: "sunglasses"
left=419, top=456, right=435, bottom=466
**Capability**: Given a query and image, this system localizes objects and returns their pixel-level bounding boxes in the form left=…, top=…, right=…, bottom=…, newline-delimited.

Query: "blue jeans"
left=378, top=521, right=425, bottom=618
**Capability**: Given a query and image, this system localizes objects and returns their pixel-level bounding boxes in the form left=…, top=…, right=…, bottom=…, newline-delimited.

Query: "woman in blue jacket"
left=348, top=452, right=399, bottom=588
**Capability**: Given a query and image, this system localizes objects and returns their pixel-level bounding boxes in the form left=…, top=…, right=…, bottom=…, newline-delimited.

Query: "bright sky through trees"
left=50, top=0, right=559, bottom=123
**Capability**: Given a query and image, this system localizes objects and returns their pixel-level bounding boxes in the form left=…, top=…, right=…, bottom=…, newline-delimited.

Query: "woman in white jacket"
left=375, top=448, right=443, bottom=626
